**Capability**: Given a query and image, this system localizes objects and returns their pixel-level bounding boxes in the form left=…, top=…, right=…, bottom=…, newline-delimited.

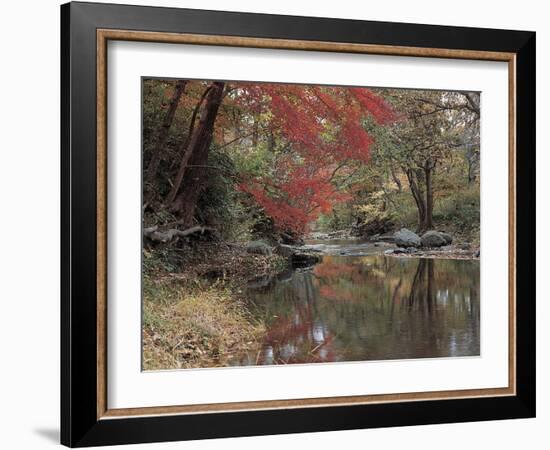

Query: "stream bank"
left=142, top=242, right=289, bottom=370
left=143, top=230, right=479, bottom=369
left=305, top=227, right=480, bottom=260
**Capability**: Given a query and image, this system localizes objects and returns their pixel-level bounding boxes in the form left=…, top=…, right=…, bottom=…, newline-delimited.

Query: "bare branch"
left=143, top=225, right=216, bottom=243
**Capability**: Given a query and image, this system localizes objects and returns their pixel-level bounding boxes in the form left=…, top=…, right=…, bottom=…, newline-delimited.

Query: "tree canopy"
left=143, top=78, right=479, bottom=243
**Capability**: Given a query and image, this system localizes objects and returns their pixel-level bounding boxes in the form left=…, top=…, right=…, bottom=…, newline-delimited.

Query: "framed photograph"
left=61, top=1, right=535, bottom=447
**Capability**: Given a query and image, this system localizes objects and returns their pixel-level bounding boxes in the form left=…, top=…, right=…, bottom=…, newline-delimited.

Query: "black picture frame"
left=61, top=1, right=536, bottom=447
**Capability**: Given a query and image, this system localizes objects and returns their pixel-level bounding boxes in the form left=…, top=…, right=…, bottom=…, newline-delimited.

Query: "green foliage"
left=231, top=140, right=275, bottom=176
left=194, top=147, right=278, bottom=241
left=194, top=149, right=236, bottom=228
left=433, top=184, right=480, bottom=241
left=316, top=206, right=356, bottom=231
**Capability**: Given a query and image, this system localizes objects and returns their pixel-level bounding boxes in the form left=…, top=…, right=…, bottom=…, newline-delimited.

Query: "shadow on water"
left=231, top=254, right=479, bottom=366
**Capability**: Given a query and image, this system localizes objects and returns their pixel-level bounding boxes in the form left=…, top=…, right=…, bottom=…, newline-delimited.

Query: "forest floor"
left=142, top=243, right=288, bottom=370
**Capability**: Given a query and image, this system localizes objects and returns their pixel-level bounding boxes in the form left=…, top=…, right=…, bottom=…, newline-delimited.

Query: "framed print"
left=60, top=1, right=536, bottom=447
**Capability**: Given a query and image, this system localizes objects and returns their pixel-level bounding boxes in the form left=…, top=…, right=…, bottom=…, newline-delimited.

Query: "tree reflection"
left=234, top=255, right=480, bottom=366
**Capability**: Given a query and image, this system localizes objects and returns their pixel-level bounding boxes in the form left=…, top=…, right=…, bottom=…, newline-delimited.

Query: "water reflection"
left=231, top=255, right=479, bottom=366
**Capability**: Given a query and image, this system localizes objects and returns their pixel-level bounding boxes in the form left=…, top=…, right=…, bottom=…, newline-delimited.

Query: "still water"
left=232, top=245, right=480, bottom=366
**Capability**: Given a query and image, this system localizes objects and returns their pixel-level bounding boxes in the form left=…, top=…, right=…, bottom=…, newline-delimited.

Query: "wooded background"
left=143, top=79, right=480, bottom=244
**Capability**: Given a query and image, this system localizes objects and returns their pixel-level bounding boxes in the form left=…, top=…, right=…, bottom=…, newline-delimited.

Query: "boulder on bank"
left=276, top=244, right=321, bottom=267
left=276, top=244, right=294, bottom=258
left=421, top=230, right=450, bottom=248
left=246, top=241, right=272, bottom=256
left=279, top=231, right=305, bottom=246
left=393, top=228, right=421, bottom=248
left=291, top=251, right=321, bottom=267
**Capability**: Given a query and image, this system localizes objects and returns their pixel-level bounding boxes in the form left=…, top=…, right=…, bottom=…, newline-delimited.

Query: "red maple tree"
left=234, top=83, right=395, bottom=234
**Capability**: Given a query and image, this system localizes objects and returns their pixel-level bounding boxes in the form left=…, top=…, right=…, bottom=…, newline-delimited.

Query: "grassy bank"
left=142, top=243, right=287, bottom=370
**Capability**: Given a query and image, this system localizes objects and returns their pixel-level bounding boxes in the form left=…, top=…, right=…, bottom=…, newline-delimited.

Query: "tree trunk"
left=390, top=165, right=402, bottom=192
left=424, top=165, right=434, bottom=231
left=466, top=146, right=478, bottom=184
left=168, top=82, right=225, bottom=225
left=171, top=136, right=211, bottom=226
left=145, top=80, right=187, bottom=187
left=405, top=168, right=426, bottom=233
left=165, top=85, right=213, bottom=205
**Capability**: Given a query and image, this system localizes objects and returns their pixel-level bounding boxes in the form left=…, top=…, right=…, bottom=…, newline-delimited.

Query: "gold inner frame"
left=96, top=29, right=517, bottom=420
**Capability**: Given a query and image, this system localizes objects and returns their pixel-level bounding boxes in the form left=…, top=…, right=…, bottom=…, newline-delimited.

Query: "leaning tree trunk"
left=165, top=85, right=212, bottom=206
left=172, top=135, right=212, bottom=226
left=145, top=80, right=187, bottom=188
left=168, top=81, right=225, bottom=225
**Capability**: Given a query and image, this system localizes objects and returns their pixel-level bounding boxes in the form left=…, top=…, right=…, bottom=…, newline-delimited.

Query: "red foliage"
left=348, top=87, right=396, bottom=124
left=234, top=83, right=395, bottom=234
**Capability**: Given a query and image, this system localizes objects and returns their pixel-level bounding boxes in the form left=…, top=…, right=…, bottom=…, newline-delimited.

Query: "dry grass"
left=142, top=276, right=266, bottom=370
left=142, top=241, right=289, bottom=370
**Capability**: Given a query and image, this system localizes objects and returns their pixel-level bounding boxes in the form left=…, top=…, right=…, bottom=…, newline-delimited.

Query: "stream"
left=231, top=239, right=480, bottom=366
